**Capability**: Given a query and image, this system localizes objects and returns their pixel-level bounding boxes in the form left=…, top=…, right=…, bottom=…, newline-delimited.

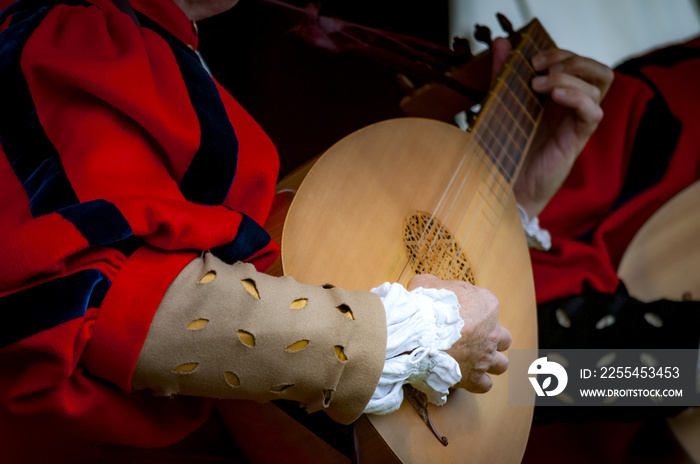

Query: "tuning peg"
left=473, top=24, right=492, bottom=48
left=452, top=36, right=473, bottom=64
left=496, top=13, right=521, bottom=45
left=496, top=13, right=515, bottom=37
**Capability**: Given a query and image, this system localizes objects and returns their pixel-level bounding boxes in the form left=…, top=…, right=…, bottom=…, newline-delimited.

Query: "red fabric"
left=81, top=248, right=199, bottom=391
left=531, top=39, right=700, bottom=303
left=22, top=2, right=278, bottom=251
left=0, top=0, right=280, bottom=460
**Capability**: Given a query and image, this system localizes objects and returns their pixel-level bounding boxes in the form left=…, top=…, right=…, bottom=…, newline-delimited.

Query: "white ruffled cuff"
left=518, top=204, right=552, bottom=251
left=363, top=282, right=464, bottom=415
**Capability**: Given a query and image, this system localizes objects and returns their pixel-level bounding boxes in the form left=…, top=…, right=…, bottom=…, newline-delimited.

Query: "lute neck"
left=397, top=19, right=557, bottom=284
left=471, top=19, right=556, bottom=187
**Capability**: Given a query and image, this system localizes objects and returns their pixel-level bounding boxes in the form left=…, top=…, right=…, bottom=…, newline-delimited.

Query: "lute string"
left=399, top=20, right=552, bottom=283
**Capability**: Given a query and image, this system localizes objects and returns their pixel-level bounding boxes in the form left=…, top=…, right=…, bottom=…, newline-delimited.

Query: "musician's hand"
left=491, top=37, right=614, bottom=219
left=407, top=274, right=511, bottom=393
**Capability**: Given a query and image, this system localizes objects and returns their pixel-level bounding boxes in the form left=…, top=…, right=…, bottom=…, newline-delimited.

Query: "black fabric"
left=615, top=42, right=700, bottom=78
left=613, top=94, right=681, bottom=211
left=575, top=91, right=681, bottom=244
left=538, top=282, right=700, bottom=351
left=534, top=283, right=700, bottom=423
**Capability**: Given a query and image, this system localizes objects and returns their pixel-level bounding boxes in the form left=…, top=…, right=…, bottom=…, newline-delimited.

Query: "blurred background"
left=198, top=0, right=700, bottom=179
left=451, top=0, right=700, bottom=66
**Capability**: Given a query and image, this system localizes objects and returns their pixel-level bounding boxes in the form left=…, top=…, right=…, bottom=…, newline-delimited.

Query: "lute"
left=275, top=18, right=555, bottom=464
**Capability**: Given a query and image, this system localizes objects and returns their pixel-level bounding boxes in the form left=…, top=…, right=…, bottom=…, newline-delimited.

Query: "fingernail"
left=552, top=87, right=568, bottom=99
left=531, top=75, right=547, bottom=89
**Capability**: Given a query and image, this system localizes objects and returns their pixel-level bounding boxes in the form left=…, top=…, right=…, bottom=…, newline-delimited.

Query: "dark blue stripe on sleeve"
left=212, top=213, right=271, bottom=264
left=135, top=18, right=240, bottom=207
left=170, top=41, right=239, bottom=206
left=0, top=269, right=110, bottom=347
left=1, top=2, right=151, bottom=257
left=58, top=199, right=133, bottom=247
left=0, top=2, right=81, bottom=217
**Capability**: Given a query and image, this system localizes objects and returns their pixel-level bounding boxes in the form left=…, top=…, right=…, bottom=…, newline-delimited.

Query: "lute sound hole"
left=403, top=211, right=476, bottom=284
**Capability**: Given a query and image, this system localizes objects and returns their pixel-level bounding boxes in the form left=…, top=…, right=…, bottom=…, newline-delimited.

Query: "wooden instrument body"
left=618, top=180, right=700, bottom=462
left=618, top=180, right=700, bottom=302
left=280, top=117, right=537, bottom=463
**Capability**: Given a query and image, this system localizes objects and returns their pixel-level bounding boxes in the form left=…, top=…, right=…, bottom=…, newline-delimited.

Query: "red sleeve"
left=530, top=72, right=654, bottom=302
left=23, top=3, right=270, bottom=253
left=532, top=36, right=700, bottom=303
left=0, top=0, right=279, bottom=455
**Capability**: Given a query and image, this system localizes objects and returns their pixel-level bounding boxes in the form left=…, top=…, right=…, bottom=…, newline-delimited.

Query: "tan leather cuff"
left=132, top=252, right=387, bottom=424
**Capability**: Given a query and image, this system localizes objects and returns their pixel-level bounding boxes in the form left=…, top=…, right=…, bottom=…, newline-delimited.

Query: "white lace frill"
left=518, top=204, right=552, bottom=251
left=363, top=282, right=464, bottom=415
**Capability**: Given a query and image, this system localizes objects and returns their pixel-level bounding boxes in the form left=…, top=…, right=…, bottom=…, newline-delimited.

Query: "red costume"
left=533, top=37, right=700, bottom=304
left=0, top=0, right=280, bottom=459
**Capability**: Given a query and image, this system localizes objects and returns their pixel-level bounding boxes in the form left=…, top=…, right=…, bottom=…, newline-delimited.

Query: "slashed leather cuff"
left=132, top=252, right=387, bottom=424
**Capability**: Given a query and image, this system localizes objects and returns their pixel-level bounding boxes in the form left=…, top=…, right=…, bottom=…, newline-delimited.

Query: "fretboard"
left=472, top=19, right=556, bottom=185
